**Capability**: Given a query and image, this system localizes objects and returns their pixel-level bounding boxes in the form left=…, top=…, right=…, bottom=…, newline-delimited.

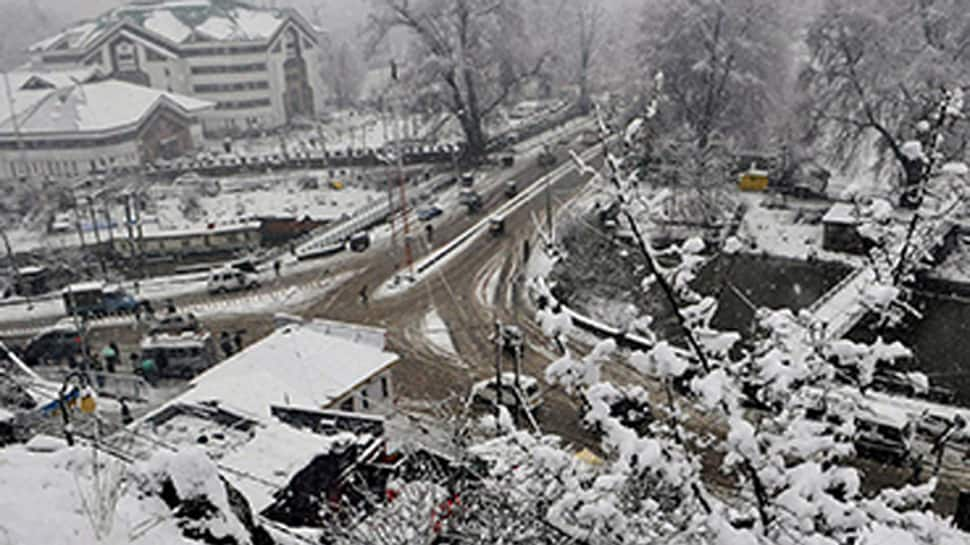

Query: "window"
left=340, top=398, right=353, bottom=412
left=192, top=80, right=270, bottom=93
left=381, top=376, right=389, bottom=398
left=190, top=63, right=267, bottom=75
left=360, top=388, right=370, bottom=410
left=146, top=49, right=168, bottom=62
left=215, top=98, right=271, bottom=110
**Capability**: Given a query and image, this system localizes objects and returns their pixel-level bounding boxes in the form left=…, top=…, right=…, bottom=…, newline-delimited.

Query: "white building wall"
left=0, top=139, right=141, bottom=181
left=329, top=369, right=394, bottom=415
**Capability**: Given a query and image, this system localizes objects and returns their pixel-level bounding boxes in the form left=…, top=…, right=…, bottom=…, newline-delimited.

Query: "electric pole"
left=87, top=196, right=107, bottom=276
left=494, top=320, right=503, bottom=419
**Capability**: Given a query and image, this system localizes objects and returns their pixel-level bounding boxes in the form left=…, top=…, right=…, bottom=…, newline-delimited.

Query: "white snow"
left=422, top=306, right=457, bottom=357
left=177, top=322, right=398, bottom=415
left=144, top=10, right=194, bottom=43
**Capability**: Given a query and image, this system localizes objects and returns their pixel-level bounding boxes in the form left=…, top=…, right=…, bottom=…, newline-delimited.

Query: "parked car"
left=854, top=410, right=914, bottom=465
left=62, top=282, right=143, bottom=317
left=504, top=180, right=518, bottom=197
left=206, top=268, right=260, bottom=294
left=470, top=373, right=543, bottom=412
left=22, top=322, right=83, bottom=366
left=139, top=332, right=218, bottom=378
left=417, top=206, right=444, bottom=221
left=148, top=312, right=200, bottom=336
left=460, top=172, right=475, bottom=187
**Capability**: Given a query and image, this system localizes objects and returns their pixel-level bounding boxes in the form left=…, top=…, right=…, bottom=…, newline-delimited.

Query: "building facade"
left=0, top=70, right=211, bottom=181
left=27, top=0, right=327, bottom=137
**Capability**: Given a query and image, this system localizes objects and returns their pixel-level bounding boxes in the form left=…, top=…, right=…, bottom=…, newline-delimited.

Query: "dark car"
left=22, top=324, right=83, bottom=366
left=417, top=206, right=444, bottom=221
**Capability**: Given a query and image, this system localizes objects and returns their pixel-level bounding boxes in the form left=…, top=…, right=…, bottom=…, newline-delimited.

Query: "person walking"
left=233, top=330, right=245, bottom=353
left=274, top=260, right=282, bottom=279
left=165, top=298, right=176, bottom=314
left=140, top=356, right=158, bottom=387
left=101, top=342, right=119, bottom=374
left=220, top=331, right=235, bottom=358
left=359, top=284, right=368, bottom=306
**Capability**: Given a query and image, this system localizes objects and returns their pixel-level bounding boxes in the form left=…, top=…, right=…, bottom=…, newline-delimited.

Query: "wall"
left=331, top=369, right=394, bottom=415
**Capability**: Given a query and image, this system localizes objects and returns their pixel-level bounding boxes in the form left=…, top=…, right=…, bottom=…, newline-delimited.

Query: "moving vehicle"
left=418, top=206, right=444, bottom=222
left=538, top=148, right=557, bottom=167
left=206, top=268, right=260, bottom=294
left=62, top=282, right=142, bottom=317
left=348, top=232, right=371, bottom=252
left=13, top=266, right=50, bottom=296
left=460, top=172, right=475, bottom=187
left=470, top=373, right=543, bottom=412
left=459, top=190, right=483, bottom=213
left=496, top=324, right=523, bottom=356
left=139, top=332, right=218, bottom=379
left=489, top=216, right=505, bottom=237
left=21, top=322, right=83, bottom=366
left=147, top=312, right=201, bottom=336
left=504, top=180, right=518, bottom=197
left=854, top=410, right=914, bottom=465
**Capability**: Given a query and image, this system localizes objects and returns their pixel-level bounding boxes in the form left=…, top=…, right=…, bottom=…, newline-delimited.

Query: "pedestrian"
left=425, top=223, right=434, bottom=245
left=120, top=398, right=133, bottom=425
left=359, top=284, right=368, bottom=306
left=101, top=343, right=119, bottom=374
left=143, top=300, right=155, bottom=319
left=274, top=260, right=282, bottom=278
left=233, top=330, right=245, bottom=353
left=129, top=352, right=140, bottom=372
left=220, top=331, right=235, bottom=358
left=165, top=298, right=176, bottom=314
left=140, top=356, right=158, bottom=387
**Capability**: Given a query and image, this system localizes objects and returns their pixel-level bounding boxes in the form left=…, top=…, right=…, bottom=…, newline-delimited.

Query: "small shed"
left=822, top=203, right=868, bottom=255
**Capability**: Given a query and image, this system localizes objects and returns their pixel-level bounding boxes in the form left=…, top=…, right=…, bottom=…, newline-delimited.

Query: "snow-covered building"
left=176, top=319, right=398, bottom=416
left=0, top=68, right=212, bottom=181
left=25, top=0, right=327, bottom=136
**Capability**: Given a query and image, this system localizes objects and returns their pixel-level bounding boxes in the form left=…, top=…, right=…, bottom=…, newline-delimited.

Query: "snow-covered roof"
left=0, top=79, right=212, bottom=137
left=822, top=202, right=860, bottom=225
left=62, top=280, right=105, bottom=293
left=176, top=322, right=398, bottom=416
left=29, top=0, right=309, bottom=54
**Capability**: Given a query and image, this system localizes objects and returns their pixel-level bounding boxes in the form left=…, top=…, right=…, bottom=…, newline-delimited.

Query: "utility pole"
left=545, top=178, right=553, bottom=245
left=391, top=60, right=414, bottom=276
left=1, top=226, right=24, bottom=301
left=494, top=320, right=503, bottom=419
left=2, top=71, right=29, bottom=183
left=87, top=197, right=107, bottom=276
left=72, top=193, right=86, bottom=249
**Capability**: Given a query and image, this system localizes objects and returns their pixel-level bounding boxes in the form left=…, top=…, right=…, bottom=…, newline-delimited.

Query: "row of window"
left=182, top=44, right=268, bottom=57
left=190, top=63, right=267, bottom=75
left=193, top=80, right=270, bottom=93
left=214, top=98, right=272, bottom=110
left=4, top=152, right=139, bottom=179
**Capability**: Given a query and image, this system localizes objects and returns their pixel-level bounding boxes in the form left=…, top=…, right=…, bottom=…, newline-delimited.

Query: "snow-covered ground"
left=422, top=307, right=457, bottom=358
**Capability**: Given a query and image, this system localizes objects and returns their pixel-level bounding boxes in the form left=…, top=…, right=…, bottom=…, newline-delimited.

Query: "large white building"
left=26, top=0, right=327, bottom=137
left=0, top=68, right=212, bottom=181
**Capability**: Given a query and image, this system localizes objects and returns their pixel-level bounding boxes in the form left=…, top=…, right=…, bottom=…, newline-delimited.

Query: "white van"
left=206, top=268, right=259, bottom=294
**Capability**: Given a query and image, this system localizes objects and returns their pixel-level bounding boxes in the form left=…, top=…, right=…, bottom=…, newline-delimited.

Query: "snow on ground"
left=422, top=306, right=457, bottom=358
left=152, top=172, right=384, bottom=230
left=0, top=442, right=243, bottom=545
left=736, top=194, right=865, bottom=266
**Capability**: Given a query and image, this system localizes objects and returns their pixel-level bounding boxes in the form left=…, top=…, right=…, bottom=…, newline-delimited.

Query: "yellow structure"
left=330, top=180, right=345, bottom=190
left=738, top=169, right=769, bottom=191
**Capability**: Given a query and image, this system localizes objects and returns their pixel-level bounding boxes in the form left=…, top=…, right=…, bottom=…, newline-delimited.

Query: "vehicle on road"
left=489, top=216, right=505, bottom=237
left=854, top=410, right=914, bottom=465
left=459, top=190, right=483, bottom=213
left=348, top=232, right=371, bottom=252
left=470, top=373, right=543, bottom=413
left=504, top=180, right=518, bottom=197
left=538, top=148, right=557, bottom=167
left=21, top=322, right=83, bottom=366
left=63, top=282, right=143, bottom=317
left=147, top=312, right=201, bottom=336
left=417, top=206, right=444, bottom=222
left=206, top=268, right=260, bottom=294
left=460, top=172, right=475, bottom=187
left=495, top=324, right=523, bottom=356
left=139, top=331, right=218, bottom=379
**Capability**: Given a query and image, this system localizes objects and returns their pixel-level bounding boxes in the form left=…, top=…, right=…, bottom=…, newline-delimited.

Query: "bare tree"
left=368, top=0, right=547, bottom=159
left=639, top=0, right=790, bottom=151
left=800, top=0, right=970, bottom=204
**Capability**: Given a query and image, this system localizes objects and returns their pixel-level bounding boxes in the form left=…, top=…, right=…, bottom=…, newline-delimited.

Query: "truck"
left=62, top=282, right=144, bottom=317
left=139, top=331, right=218, bottom=379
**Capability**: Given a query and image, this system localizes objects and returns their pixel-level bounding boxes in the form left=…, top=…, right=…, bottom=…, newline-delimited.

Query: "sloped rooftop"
left=0, top=77, right=212, bottom=136
left=29, top=0, right=293, bottom=53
